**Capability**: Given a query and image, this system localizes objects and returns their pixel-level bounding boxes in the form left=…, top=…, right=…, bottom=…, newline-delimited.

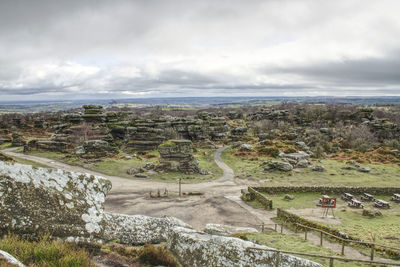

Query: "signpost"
left=321, top=197, right=336, bottom=217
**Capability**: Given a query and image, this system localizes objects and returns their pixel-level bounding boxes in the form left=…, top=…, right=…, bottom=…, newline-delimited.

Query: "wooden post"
left=370, top=243, right=375, bottom=261
left=329, top=258, right=334, bottom=267
left=280, top=224, right=283, bottom=234
left=261, top=223, right=265, bottom=232
left=304, top=230, right=307, bottom=241
left=320, top=232, right=323, bottom=246
left=275, top=251, right=280, bottom=267
left=274, top=224, right=277, bottom=232
left=341, top=241, right=345, bottom=256
left=178, top=178, right=182, bottom=197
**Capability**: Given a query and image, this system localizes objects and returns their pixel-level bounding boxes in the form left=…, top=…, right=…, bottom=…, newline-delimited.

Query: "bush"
left=0, top=234, right=94, bottom=267
left=138, top=244, right=178, bottom=267
left=257, top=146, right=280, bottom=157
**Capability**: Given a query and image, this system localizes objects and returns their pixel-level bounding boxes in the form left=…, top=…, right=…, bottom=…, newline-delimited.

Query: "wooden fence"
left=246, top=246, right=400, bottom=267
left=255, top=222, right=400, bottom=262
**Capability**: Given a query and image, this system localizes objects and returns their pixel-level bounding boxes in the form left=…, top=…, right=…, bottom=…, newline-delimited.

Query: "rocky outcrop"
left=168, top=226, right=321, bottom=267
left=82, top=105, right=105, bottom=123
left=76, top=140, right=115, bottom=159
left=157, top=140, right=206, bottom=174
left=25, top=140, right=70, bottom=153
left=11, top=133, right=25, bottom=147
left=0, top=161, right=111, bottom=242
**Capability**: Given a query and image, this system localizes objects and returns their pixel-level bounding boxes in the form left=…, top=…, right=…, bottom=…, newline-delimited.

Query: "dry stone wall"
left=252, top=186, right=400, bottom=195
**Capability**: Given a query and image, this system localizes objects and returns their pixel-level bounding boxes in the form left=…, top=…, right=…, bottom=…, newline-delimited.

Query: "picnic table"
left=347, top=199, right=364, bottom=209
left=341, top=193, right=354, bottom=201
left=374, top=199, right=391, bottom=209
left=390, top=193, right=400, bottom=203
left=361, top=193, right=375, bottom=202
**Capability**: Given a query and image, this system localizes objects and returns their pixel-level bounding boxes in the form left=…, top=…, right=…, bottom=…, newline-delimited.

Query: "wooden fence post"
left=261, top=223, right=265, bottom=232
left=274, top=224, right=277, bottom=232
left=329, top=258, right=334, bottom=267
left=320, top=232, right=323, bottom=246
left=370, top=243, right=375, bottom=261
left=341, top=241, right=345, bottom=256
left=275, top=251, right=280, bottom=267
left=304, top=230, right=307, bottom=241
left=280, top=225, right=283, bottom=234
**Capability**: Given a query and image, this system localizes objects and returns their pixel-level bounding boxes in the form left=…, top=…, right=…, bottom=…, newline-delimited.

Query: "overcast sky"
left=1, top=0, right=400, bottom=101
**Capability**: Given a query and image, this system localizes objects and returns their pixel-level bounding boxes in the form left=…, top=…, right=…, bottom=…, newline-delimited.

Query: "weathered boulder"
left=312, top=165, right=325, bottom=172
left=357, top=166, right=371, bottom=173
left=284, top=194, right=295, bottom=201
left=157, top=140, right=205, bottom=174
left=168, top=226, right=321, bottom=267
left=204, top=223, right=258, bottom=236
left=265, top=161, right=293, bottom=172
left=79, top=140, right=115, bottom=159
left=240, top=144, right=253, bottom=151
left=362, top=209, right=382, bottom=217
left=0, top=161, right=111, bottom=242
left=103, top=213, right=191, bottom=244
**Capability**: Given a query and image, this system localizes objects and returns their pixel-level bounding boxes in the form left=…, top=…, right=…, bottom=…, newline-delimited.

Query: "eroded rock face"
left=0, top=161, right=111, bottom=241
left=168, top=227, right=322, bottom=267
left=157, top=140, right=205, bottom=174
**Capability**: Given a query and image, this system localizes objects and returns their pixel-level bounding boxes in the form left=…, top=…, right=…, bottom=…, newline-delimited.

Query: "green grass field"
left=261, top=192, right=400, bottom=248
left=24, top=148, right=222, bottom=183
left=221, top=147, right=400, bottom=187
left=244, top=231, right=363, bottom=267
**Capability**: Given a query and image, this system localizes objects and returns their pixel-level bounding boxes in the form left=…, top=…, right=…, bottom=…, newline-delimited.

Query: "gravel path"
left=214, top=145, right=235, bottom=182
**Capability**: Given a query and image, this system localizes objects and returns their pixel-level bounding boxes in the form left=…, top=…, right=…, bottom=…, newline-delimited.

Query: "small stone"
left=284, top=194, right=295, bottom=200
left=312, top=165, right=325, bottom=172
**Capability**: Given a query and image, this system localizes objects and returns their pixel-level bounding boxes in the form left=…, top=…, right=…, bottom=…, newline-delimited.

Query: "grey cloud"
left=1, top=0, right=400, bottom=100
